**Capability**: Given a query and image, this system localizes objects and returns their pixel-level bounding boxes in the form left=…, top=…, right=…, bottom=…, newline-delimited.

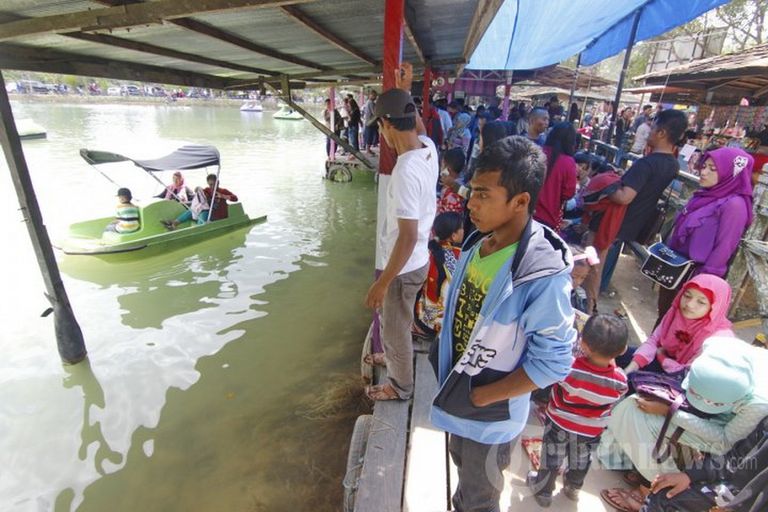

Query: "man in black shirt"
left=596, top=109, right=688, bottom=295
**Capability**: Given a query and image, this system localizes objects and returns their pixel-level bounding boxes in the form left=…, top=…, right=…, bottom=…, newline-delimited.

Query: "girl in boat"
left=157, top=171, right=192, bottom=203
left=105, top=187, right=140, bottom=234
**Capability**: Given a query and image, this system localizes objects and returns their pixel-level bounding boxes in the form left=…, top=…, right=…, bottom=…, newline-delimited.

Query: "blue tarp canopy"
left=468, top=0, right=729, bottom=70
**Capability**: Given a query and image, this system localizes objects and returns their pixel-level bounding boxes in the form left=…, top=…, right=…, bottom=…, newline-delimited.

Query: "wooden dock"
left=349, top=342, right=630, bottom=512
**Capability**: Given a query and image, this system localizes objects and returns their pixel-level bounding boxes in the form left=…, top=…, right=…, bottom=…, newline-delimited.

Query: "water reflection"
left=1, top=101, right=376, bottom=512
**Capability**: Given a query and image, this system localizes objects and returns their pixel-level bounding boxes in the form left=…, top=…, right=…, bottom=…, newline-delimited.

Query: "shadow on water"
left=59, top=227, right=253, bottom=329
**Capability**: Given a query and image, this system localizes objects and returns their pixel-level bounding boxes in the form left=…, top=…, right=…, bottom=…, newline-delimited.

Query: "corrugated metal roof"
left=0, top=0, right=499, bottom=89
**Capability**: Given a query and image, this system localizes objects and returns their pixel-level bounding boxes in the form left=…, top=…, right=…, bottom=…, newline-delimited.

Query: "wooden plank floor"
left=403, top=353, right=449, bottom=512
left=354, top=368, right=410, bottom=512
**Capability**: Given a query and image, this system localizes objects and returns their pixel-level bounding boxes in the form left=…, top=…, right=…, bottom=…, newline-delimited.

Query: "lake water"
left=0, top=101, right=375, bottom=512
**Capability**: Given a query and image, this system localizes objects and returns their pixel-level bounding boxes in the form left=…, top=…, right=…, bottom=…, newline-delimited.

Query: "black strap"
left=652, top=394, right=685, bottom=463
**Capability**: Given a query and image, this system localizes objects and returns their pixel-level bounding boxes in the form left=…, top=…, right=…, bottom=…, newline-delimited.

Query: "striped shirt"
left=546, top=356, right=628, bottom=438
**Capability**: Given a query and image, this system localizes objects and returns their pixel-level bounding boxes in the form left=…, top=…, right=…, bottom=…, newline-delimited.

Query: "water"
left=0, top=102, right=376, bottom=511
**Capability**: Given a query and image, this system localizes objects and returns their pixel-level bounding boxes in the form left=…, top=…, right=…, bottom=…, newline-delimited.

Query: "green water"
left=0, top=102, right=376, bottom=511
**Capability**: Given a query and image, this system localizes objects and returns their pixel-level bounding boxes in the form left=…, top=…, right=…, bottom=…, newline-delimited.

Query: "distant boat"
left=273, top=105, right=303, bottom=120
left=240, top=101, right=263, bottom=112
left=16, top=118, right=47, bottom=140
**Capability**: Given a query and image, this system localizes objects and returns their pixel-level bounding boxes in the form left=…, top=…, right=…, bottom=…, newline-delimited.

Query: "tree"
left=715, top=0, right=767, bottom=51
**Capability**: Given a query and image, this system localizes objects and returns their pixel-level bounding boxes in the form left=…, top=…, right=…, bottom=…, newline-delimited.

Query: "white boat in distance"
left=240, top=101, right=264, bottom=112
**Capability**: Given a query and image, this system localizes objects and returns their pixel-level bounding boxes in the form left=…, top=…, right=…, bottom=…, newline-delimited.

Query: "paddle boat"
left=17, top=118, right=47, bottom=140
left=240, top=101, right=263, bottom=112
left=56, top=145, right=266, bottom=255
left=272, top=105, right=303, bottom=120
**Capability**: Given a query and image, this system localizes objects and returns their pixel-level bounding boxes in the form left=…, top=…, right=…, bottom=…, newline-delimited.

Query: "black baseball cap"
left=367, top=88, right=417, bottom=126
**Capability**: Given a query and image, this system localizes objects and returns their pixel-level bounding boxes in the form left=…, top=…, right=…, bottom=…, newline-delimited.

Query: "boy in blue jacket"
left=430, top=136, right=577, bottom=512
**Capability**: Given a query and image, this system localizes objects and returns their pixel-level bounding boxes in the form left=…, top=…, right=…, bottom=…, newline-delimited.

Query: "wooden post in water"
left=0, top=70, right=87, bottom=364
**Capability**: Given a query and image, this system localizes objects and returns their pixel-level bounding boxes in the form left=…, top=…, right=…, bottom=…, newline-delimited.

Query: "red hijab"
left=656, top=274, right=733, bottom=366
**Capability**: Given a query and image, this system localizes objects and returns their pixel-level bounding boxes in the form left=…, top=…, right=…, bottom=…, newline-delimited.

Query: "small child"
left=413, top=212, right=464, bottom=338
left=105, top=187, right=140, bottom=234
left=437, top=147, right=466, bottom=214
left=528, top=313, right=628, bottom=507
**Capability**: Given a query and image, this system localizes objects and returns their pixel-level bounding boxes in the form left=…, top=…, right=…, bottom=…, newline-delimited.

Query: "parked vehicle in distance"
left=106, top=86, right=121, bottom=96
left=121, top=84, right=142, bottom=96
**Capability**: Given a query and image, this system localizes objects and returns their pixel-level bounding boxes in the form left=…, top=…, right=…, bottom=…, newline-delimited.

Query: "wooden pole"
left=378, top=0, right=404, bottom=176
left=501, top=70, right=513, bottom=120
left=0, top=70, right=86, bottom=364
left=329, top=85, right=336, bottom=161
left=567, top=53, right=582, bottom=118
left=608, top=8, right=642, bottom=144
left=422, top=64, right=432, bottom=125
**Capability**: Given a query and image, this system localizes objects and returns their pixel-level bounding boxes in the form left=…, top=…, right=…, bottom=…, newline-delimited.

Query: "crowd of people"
left=359, top=61, right=766, bottom=512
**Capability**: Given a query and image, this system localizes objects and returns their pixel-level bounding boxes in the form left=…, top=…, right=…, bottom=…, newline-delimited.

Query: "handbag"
left=635, top=187, right=673, bottom=245
left=641, top=242, right=695, bottom=290
left=630, top=371, right=688, bottom=464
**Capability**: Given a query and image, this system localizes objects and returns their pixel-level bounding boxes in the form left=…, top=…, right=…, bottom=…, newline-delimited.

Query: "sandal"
left=623, top=470, right=651, bottom=488
left=365, top=383, right=405, bottom=401
left=362, top=352, right=386, bottom=366
left=600, top=488, right=645, bottom=512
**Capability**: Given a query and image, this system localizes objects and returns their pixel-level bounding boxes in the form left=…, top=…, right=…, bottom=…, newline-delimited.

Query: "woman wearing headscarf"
left=159, top=171, right=192, bottom=203
left=599, top=337, right=768, bottom=511
left=445, top=112, right=471, bottom=155
left=657, top=148, right=754, bottom=321
left=622, top=275, right=734, bottom=377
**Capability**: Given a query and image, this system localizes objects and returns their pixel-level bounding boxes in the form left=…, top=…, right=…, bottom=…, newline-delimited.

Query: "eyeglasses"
left=687, top=386, right=727, bottom=409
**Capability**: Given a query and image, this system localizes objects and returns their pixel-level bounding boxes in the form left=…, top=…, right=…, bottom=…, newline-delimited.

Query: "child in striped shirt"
left=528, top=313, right=629, bottom=507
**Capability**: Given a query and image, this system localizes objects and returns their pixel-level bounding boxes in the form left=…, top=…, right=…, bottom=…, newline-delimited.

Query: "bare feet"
left=365, top=383, right=404, bottom=401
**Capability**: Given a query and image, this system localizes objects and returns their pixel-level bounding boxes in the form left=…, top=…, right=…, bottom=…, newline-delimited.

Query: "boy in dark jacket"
left=430, top=136, right=576, bottom=512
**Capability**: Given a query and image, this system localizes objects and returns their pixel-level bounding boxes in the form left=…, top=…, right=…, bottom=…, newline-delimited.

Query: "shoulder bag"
left=640, top=242, right=695, bottom=290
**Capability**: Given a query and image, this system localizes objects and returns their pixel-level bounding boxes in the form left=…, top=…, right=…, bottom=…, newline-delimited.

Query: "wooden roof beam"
left=0, top=43, right=241, bottom=89
left=168, top=17, right=330, bottom=72
left=279, top=6, right=377, bottom=66
left=0, top=0, right=315, bottom=42
left=65, top=32, right=278, bottom=77
left=754, top=85, right=768, bottom=98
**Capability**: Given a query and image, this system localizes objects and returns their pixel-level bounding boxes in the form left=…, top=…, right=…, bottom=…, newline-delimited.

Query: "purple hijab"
left=676, top=147, right=754, bottom=230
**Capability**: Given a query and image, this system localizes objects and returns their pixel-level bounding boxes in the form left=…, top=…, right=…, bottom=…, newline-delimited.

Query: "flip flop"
left=365, top=383, right=405, bottom=401
left=362, top=352, right=386, bottom=366
left=600, top=488, right=645, bottom=512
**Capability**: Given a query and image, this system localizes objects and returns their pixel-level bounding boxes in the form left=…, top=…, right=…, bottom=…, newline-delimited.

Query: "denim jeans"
left=175, top=209, right=208, bottom=225
left=600, top=240, right=623, bottom=293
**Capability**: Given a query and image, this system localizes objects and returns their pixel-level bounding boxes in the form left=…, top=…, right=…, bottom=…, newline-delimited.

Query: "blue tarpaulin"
left=468, top=0, right=729, bottom=70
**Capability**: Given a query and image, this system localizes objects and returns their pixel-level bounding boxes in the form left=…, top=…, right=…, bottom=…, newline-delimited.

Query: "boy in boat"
left=429, top=136, right=576, bottom=512
left=105, top=187, right=140, bottom=234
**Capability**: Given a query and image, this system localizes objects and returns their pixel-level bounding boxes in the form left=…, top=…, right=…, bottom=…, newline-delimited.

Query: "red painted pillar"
left=378, top=0, right=404, bottom=176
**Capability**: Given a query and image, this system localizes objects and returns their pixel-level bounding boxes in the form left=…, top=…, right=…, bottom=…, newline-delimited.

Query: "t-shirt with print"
left=617, top=152, right=679, bottom=241
left=380, top=135, right=439, bottom=274
left=452, top=239, right=518, bottom=365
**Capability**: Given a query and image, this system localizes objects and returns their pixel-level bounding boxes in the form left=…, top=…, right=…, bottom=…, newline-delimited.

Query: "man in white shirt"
left=364, top=64, right=438, bottom=401
left=631, top=116, right=652, bottom=155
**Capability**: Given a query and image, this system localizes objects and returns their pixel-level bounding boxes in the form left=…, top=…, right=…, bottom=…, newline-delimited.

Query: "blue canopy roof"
left=467, top=0, right=729, bottom=70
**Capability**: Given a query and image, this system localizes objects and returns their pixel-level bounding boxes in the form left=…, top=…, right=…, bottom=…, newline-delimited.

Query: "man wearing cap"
left=364, top=63, right=438, bottom=401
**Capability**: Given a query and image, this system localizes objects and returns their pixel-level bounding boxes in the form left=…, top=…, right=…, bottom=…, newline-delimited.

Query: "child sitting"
left=622, top=274, right=733, bottom=377
left=528, top=313, right=628, bottom=507
left=105, top=187, right=140, bottom=234
left=413, top=212, right=464, bottom=338
left=437, top=147, right=466, bottom=215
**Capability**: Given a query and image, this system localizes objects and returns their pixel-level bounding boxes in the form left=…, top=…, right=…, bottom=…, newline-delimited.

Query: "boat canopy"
left=79, top=145, right=220, bottom=172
